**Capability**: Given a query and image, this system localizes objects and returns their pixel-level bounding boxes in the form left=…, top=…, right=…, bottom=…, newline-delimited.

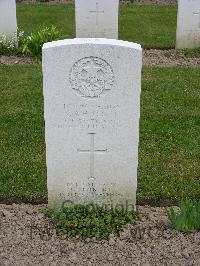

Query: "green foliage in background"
left=22, top=26, right=60, bottom=58
left=0, top=30, right=26, bottom=56
left=0, top=26, right=60, bottom=59
left=16, top=4, right=177, bottom=49
left=167, top=199, right=200, bottom=232
left=46, top=204, right=138, bottom=240
left=1, top=4, right=199, bottom=57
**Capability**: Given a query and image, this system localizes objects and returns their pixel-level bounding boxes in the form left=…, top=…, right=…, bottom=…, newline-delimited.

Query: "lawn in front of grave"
left=0, top=65, right=199, bottom=204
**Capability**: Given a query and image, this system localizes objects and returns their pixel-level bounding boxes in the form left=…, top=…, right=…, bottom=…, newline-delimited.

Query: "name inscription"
left=57, top=103, right=121, bottom=130
left=65, top=181, right=122, bottom=198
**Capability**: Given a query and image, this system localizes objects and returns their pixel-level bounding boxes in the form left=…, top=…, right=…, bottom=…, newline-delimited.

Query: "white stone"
left=75, top=0, right=119, bottom=39
left=176, top=0, right=200, bottom=49
left=42, top=38, right=142, bottom=211
left=0, top=0, right=17, bottom=40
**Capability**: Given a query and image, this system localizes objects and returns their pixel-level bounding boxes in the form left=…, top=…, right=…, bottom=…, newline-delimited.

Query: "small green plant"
left=22, top=25, right=60, bottom=59
left=45, top=204, right=138, bottom=240
left=0, top=26, right=60, bottom=58
left=0, top=30, right=26, bottom=55
left=31, top=223, right=38, bottom=229
left=167, top=199, right=200, bottom=232
left=182, top=47, right=200, bottom=58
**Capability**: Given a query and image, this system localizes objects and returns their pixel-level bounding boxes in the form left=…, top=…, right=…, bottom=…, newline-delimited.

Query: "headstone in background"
left=43, top=38, right=142, bottom=211
left=0, top=0, right=17, bottom=40
left=176, top=0, right=200, bottom=48
left=75, top=0, right=119, bottom=39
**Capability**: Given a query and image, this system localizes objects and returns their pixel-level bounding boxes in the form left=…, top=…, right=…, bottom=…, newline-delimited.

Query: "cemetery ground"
left=0, top=2, right=200, bottom=265
left=17, top=4, right=177, bottom=48
left=1, top=4, right=199, bottom=66
left=0, top=65, right=200, bottom=264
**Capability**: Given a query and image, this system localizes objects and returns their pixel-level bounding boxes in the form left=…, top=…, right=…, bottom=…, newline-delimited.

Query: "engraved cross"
left=89, top=2, right=104, bottom=26
left=193, top=10, right=200, bottom=28
left=77, top=133, right=107, bottom=180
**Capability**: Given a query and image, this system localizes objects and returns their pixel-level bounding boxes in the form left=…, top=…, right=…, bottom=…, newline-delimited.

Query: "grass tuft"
left=167, top=199, right=200, bottom=232
left=182, top=48, right=200, bottom=58
left=45, top=204, right=138, bottom=240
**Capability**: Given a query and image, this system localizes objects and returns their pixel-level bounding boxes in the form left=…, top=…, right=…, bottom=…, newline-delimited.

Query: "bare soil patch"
left=0, top=203, right=199, bottom=265
left=1, top=50, right=200, bottom=67
left=143, top=49, right=200, bottom=67
left=0, top=55, right=35, bottom=65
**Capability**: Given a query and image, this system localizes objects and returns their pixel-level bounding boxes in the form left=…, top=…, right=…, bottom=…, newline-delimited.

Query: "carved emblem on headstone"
left=69, top=56, right=114, bottom=98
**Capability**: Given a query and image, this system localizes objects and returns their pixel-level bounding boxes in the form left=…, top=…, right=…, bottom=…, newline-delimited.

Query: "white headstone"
left=42, top=38, right=142, bottom=211
left=176, top=0, right=200, bottom=48
left=75, top=0, right=119, bottom=39
left=0, top=0, right=17, bottom=40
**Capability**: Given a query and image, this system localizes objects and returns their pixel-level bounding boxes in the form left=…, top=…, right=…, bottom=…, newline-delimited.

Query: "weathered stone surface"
left=0, top=0, right=17, bottom=40
left=75, top=0, right=119, bottom=39
left=176, top=0, right=200, bottom=48
left=42, top=38, right=142, bottom=210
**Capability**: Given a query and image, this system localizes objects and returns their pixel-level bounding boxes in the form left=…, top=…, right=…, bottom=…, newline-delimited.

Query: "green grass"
left=0, top=64, right=46, bottom=202
left=183, top=48, right=200, bottom=58
left=17, top=4, right=75, bottom=40
left=0, top=65, right=199, bottom=204
left=138, top=67, right=200, bottom=204
left=17, top=4, right=177, bottom=49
